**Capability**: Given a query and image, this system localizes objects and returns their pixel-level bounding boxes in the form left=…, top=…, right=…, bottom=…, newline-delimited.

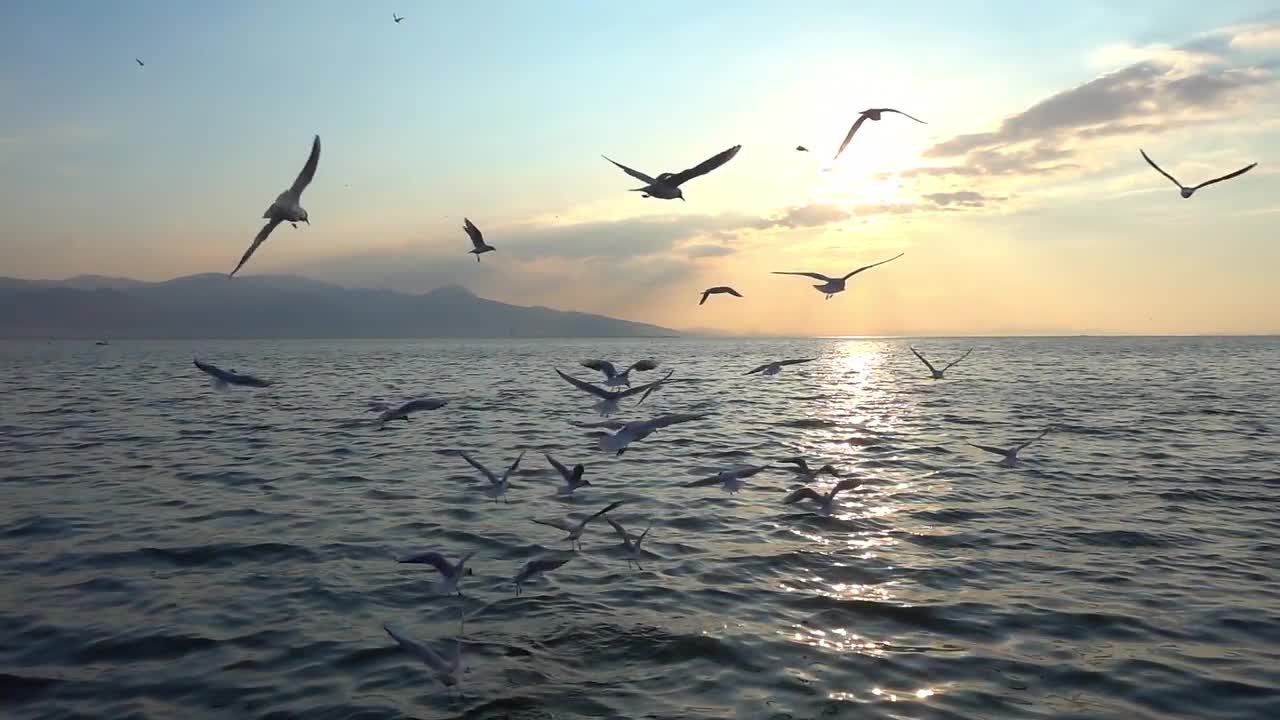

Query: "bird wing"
left=841, top=253, right=904, bottom=280
left=289, top=135, right=321, bottom=196
left=665, top=145, right=742, bottom=187
left=729, top=464, right=770, bottom=479
left=699, top=289, right=711, bottom=306
left=772, top=271, right=835, bottom=282
left=384, top=624, right=451, bottom=672
left=828, top=478, right=863, bottom=497
left=882, top=109, right=927, bottom=124
left=545, top=453, right=573, bottom=482
left=463, top=218, right=485, bottom=249
left=776, top=358, right=817, bottom=367
left=683, top=475, right=725, bottom=488
left=833, top=115, right=870, bottom=160
left=555, top=369, right=615, bottom=400
left=778, top=457, right=809, bottom=470
left=193, top=358, right=234, bottom=382
left=628, top=359, right=659, bottom=372
left=401, top=398, right=447, bottom=413
left=645, top=413, right=704, bottom=431
left=605, top=517, right=631, bottom=543
left=502, top=451, right=525, bottom=483
left=229, top=219, right=282, bottom=277
left=1015, top=428, right=1052, bottom=452
left=1191, top=162, right=1257, bottom=191
left=635, top=369, right=675, bottom=406
left=967, top=442, right=1010, bottom=457
left=585, top=500, right=624, bottom=524
left=396, top=550, right=454, bottom=574
left=458, top=451, right=499, bottom=485
left=942, top=348, right=974, bottom=372
left=617, top=371, right=673, bottom=399
left=601, top=155, right=657, bottom=185
left=782, top=487, right=824, bottom=505
left=1140, top=149, right=1182, bottom=188
left=581, top=359, right=619, bottom=378
left=745, top=362, right=771, bottom=375
left=910, top=346, right=938, bottom=374
left=531, top=517, right=574, bottom=532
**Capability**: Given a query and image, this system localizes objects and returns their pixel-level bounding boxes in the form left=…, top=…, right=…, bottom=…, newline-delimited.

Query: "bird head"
left=571, top=464, right=586, bottom=482
left=465, top=567, right=474, bottom=576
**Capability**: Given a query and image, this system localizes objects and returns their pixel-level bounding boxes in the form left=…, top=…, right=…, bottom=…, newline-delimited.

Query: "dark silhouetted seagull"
left=773, top=253, right=903, bottom=299
left=512, top=553, right=574, bottom=595
left=581, top=359, right=658, bottom=388
left=606, top=517, right=653, bottom=569
left=370, top=397, right=448, bottom=426
left=1140, top=149, right=1257, bottom=199
left=555, top=368, right=673, bottom=416
left=779, top=456, right=841, bottom=481
left=968, top=428, right=1052, bottom=467
left=910, top=346, right=973, bottom=379
left=393, top=13, right=404, bottom=23
left=135, top=58, right=144, bottom=67
left=193, top=358, right=272, bottom=388
left=463, top=218, right=494, bottom=261
left=230, top=135, right=320, bottom=277
left=834, top=108, right=927, bottom=160
left=783, top=478, right=862, bottom=516
left=396, top=550, right=475, bottom=596
left=545, top=453, right=591, bottom=498
left=602, top=145, right=741, bottom=201
left=746, top=358, right=816, bottom=376
left=530, top=501, right=623, bottom=550
left=795, top=145, right=809, bottom=152
left=383, top=624, right=462, bottom=686
left=683, top=464, right=771, bottom=495
left=699, top=286, right=743, bottom=305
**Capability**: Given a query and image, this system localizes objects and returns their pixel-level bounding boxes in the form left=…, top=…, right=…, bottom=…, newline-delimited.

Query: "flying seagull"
left=135, top=58, right=144, bottom=67
left=745, top=358, right=816, bottom=376
left=383, top=624, right=462, bottom=687
left=968, top=428, right=1053, bottom=467
left=783, top=478, right=863, bottom=516
left=555, top=368, right=673, bottom=416
left=512, top=553, right=575, bottom=596
left=393, top=13, right=404, bottom=23
left=598, top=412, right=705, bottom=456
left=530, top=501, right=624, bottom=550
left=910, top=346, right=974, bottom=379
left=683, top=464, right=771, bottom=495
left=778, top=456, right=842, bottom=481
left=795, top=145, right=809, bottom=152
left=458, top=450, right=525, bottom=503
left=229, top=134, right=321, bottom=277
left=602, top=144, right=741, bottom=201
left=606, top=517, right=653, bottom=570
left=773, top=253, right=904, bottom=299
left=1140, top=149, right=1257, bottom=199
left=193, top=358, right=272, bottom=388
left=370, top=397, right=448, bottom=426
left=461, top=218, right=495, bottom=261
left=699, top=286, right=743, bottom=305
left=396, top=550, right=475, bottom=596
left=834, top=108, right=927, bottom=160
left=545, top=453, right=592, bottom=498
left=581, top=359, right=659, bottom=388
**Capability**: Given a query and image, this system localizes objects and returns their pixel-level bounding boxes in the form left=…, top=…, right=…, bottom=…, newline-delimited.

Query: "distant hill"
left=0, top=274, right=678, bottom=339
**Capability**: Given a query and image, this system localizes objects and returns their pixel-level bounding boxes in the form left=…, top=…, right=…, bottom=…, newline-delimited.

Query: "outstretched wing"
left=229, top=219, right=282, bottom=277
left=463, top=218, right=485, bottom=249
left=665, top=144, right=742, bottom=187
left=1191, top=162, right=1257, bottom=191
left=502, top=450, right=525, bottom=483
left=545, top=453, right=573, bottom=482
left=602, top=155, right=657, bottom=185
left=967, top=442, right=1010, bottom=457
left=833, top=115, right=870, bottom=160
left=396, top=550, right=454, bottom=574
left=290, top=135, right=321, bottom=196
left=841, top=253, right=904, bottom=281
left=942, top=348, right=974, bottom=372
left=458, top=451, right=499, bottom=484
left=1015, top=428, right=1052, bottom=452
left=782, top=487, right=823, bottom=505
left=683, top=475, right=725, bottom=488
left=384, top=624, right=451, bottom=672
left=646, top=413, right=705, bottom=431
left=628, top=359, right=659, bottom=373
left=882, top=108, right=927, bottom=124
left=745, top=362, right=771, bottom=375
left=828, top=478, right=863, bottom=497
left=776, top=358, right=817, bottom=368
left=193, top=358, right=234, bottom=382
left=910, top=346, right=938, bottom=374
left=555, top=368, right=614, bottom=399
left=586, top=500, right=624, bottom=523
left=581, top=359, right=619, bottom=378
left=1140, top=149, right=1182, bottom=188
left=605, top=517, right=632, bottom=544
left=635, top=369, right=675, bottom=405
left=772, top=271, right=834, bottom=282
left=699, top=289, right=711, bottom=306
left=617, top=371, right=674, bottom=399
left=531, top=517, right=573, bottom=532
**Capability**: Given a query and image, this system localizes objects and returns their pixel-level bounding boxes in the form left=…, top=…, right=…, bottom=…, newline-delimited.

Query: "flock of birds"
left=140, top=11, right=1259, bottom=692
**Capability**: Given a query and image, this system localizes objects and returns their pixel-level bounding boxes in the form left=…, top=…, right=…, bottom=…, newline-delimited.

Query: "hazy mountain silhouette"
left=0, top=274, right=677, bottom=338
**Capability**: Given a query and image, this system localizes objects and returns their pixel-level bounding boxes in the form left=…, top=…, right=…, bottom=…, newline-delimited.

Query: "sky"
left=2, top=1, right=1279, bottom=336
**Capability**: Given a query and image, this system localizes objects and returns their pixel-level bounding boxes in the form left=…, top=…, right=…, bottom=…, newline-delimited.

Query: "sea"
left=1, top=336, right=1278, bottom=720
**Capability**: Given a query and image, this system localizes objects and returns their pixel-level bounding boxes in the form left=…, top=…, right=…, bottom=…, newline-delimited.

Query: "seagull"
left=396, top=550, right=475, bottom=596
left=581, top=359, right=659, bottom=388
left=135, top=58, right=144, bottom=67
left=512, top=554, right=574, bottom=596
left=782, top=478, right=863, bottom=516
left=598, top=413, right=705, bottom=456
left=371, top=397, right=448, bottom=426
left=545, top=453, right=592, bottom=498
left=530, top=501, right=623, bottom=549
left=834, top=108, right=927, bottom=160
left=383, top=624, right=462, bottom=687
left=193, top=358, right=272, bottom=388
left=1140, top=149, right=1257, bottom=199
left=555, top=368, right=673, bottom=416
left=967, top=428, right=1052, bottom=467
left=463, top=218, right=494, bottom=261
left=772, top=253, right=904, bottom=299
left=778, top=456, right=842, bottom=481
left=745, top=358, right=816, bottom=376
left=602, top=144, right=741, bottom=201
left=699, top=286, right=743, bottom=305
left=458, top=450, right=524, bottom=503
left=910, top=346, right=974, bottom=379
left=606, top=517, right=653, bottom=570
left=229, top=134, right=321, bottom=277
left=683, top=464, right=771, bottom=495
left=393, top=13, right=404, bottom=23
left=795, top=145, right=809, bottom=152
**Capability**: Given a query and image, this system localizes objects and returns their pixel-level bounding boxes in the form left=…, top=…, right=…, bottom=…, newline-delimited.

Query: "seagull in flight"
left=370, top=397, right=448, bottom=427
left=783, top=478, right=863, bottom=516
left=606, top=517, right=653, bottom=570
left=699, top=286, right=743, bottom=305
left=581, top=358, right=658, bottom=388
left=555, top=368, right=672, bottom=416
left=778, top=456, right=842, bottom=481
left=773, top=253, right=904, bottom=299
left=602, top=144, right=741, bottom=201
left=545, top=453, right=592, bottom=498
left=968, top=428, right=1053, bottom=467
left=1140, top=149, right=1257, bottom=199
left=834, top=108, right=927, bottom=160
left=383, top=624, right=462, bottom=687
left=193, top=358, right=272, bottom=388
left=795, top=145, right=809, bottom=152
left=530, top=501, right=623, bottom=550
left=746, top=358, right=816, bottom=376
left=683, top=464, right=771, bottom=495
left=462, top=218, right=495, bottom=261
left=230, top=134, right=320, bottom=277
left=135, top=58, right=144, bottom=67
left=393, top=13, right=404, bottom=23
left=512, top=553, right=575, bottom=596
left=458, top=450, right=524, bottom=503
left=598, top=413, right=705, bottom=456
left=910, top=346, right=974, bottom=379
left=397, top=550, right=475, bottom=596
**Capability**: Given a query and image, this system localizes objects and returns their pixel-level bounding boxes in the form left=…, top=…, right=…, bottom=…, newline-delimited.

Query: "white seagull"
left=834, top=108, right=927, bottom=160
left=910, top=346, right=974, bottom=379
left=1140, top=149, right=1257, bottom=199
left=782, top=478, right=862, bottom=516
left=545, top=453, right=592, bottom=498
left=512, top=553, right=575, bottom=596
left=598, top=413, right=705, bottom=456
left=193, top=358, right=272, bottom=388
left=530, top=501, right=623, bottom=550
left=606, top=517, right=653, bottom=570
left=371, top=397, right=448, bottom=426
left=383, top=624, right=463, bottom=687
left=458, top=450, right=525, bottom=503
left=602, top=144, right=742, bottom=201
left=699, top=286, right=743, bottom=305
left=581, top=358, right=659, bottom=388
left=772, top=253, right=904, bottom=299
left=683, top=464, right=771, bottom=495
left=230, top=134, right=321, bottom=277
left=967, top=428, right=1052, bottom=467
left=396, top=550, right=475, bottom=596
left=555, top=368, right=673, bottom=416
left=778, top=456, right=842, bottom=481
left=463, top=218, right=495, bottom=261
left=745, top=358, right=816, bottom=376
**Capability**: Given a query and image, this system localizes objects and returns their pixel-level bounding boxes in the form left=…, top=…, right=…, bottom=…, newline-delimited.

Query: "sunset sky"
left=2, top=1, right=1278, bottom=335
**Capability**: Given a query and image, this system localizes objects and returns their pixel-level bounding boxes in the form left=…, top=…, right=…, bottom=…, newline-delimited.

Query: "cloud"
left=921, top=191, right=990, bottom=208
left=683, top=244, right=736, bottom=258
left=1224, top=23, right=1280, bottom=51
left=502, top=213, right=752, bottom=260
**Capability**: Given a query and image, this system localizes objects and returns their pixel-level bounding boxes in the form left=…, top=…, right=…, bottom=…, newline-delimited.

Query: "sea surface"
left=2, top=337, right=1279, bottom=720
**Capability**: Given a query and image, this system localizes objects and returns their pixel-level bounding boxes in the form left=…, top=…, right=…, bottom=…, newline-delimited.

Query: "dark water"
left=2, top=337, right=1279, bottom=720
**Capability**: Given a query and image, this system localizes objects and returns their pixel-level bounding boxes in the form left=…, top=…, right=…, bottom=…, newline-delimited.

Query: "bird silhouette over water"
left=602, top=145, right=741, bottom=201
left=834, top=108, right=927, bottom=160
left=772, top=253, right=904, bottom=299
left=1139, top=149, right=1257, bottom=199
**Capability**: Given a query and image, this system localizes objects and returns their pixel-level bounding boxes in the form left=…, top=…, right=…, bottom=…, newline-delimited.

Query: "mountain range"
left=0, top=274, right=678, bottom=339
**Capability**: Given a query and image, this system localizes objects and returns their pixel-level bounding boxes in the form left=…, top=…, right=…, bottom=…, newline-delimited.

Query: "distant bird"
left=602, top=144, right=741, bottom=201
left=581, top=358, right=659, bottom=388
left=778, top=456, right=841, bottom=481
left=606, top=517, right=653, bottom=569
left=512, top=554, right=575, bottom=596
left=230, top=134, right=321, bottom=277
left=745, top=358, right=816, bottom=376
left=545, top=453, right=592, bottom=498
left=683, top=464, right=771, bottom=495
left=397, top=550, right=475, bottom=596
left=783, top=478, right=863, bottom=516
left=910, top=346, right=974, bottom=379
left=795, top=145, right=809, bottom=152
left=95, top=340, right=110, bottom=346
left=458, top=450, right=525, bottom=503
left=462, top=218, right=495, bottom=261
left=555, top=368, right=673, bottom=416
left=393, top=13, right=404, bottom=23
left=135, top=58, right=144, bottom=67
left=383, top=624, right=462, bottom=687
left=598, top=413, right=705, bottom=456
left=1140, top=149, right=1257, bottom=199
left=968, top=428, right=1053, bottom=467
left=699, top=286, right=743, bottom=305
left=370, top=397, right=448, bottom=426
left=193, top=358, right=272, bottom=388
left=530, top=501, right=623, bottom=549
left=773, top=253, right=904, bottom=299
left=834, top=108, right=927, bottom=160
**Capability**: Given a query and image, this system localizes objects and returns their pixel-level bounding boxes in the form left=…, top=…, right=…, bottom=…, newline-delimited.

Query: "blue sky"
left=2, top=1, right=1279, bottom=334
